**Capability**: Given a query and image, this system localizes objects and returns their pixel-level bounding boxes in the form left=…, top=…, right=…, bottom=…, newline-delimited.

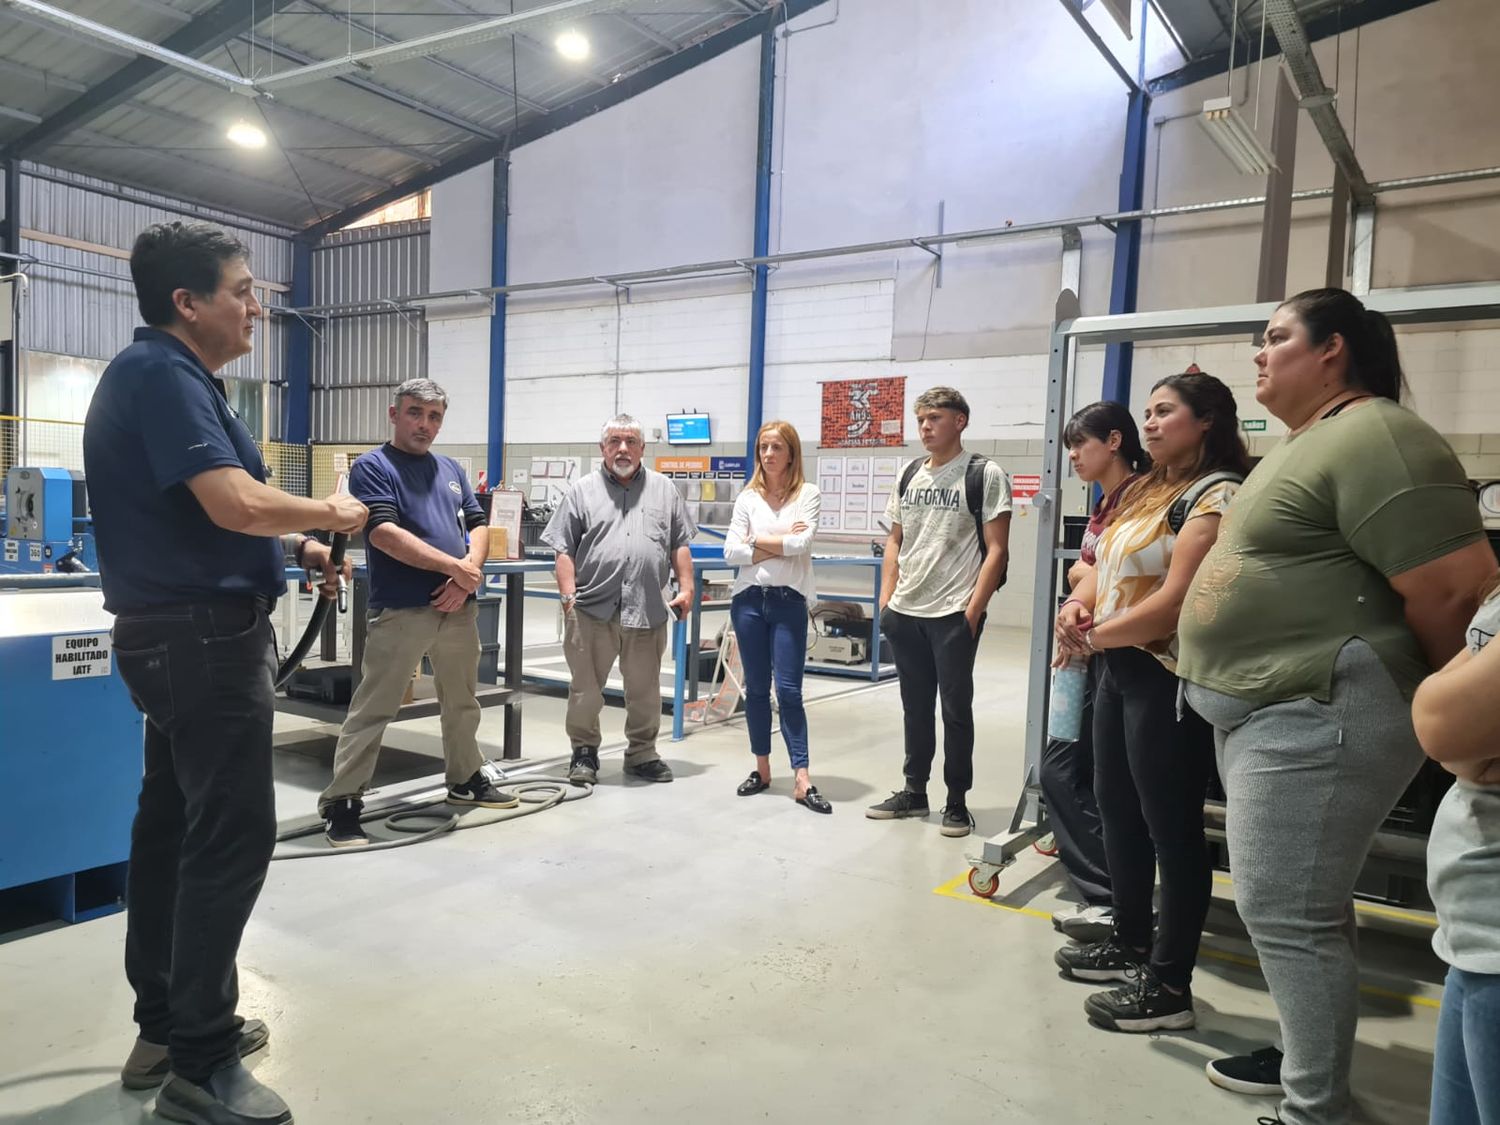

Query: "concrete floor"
left=0, top=623, right=1447, bottom=1125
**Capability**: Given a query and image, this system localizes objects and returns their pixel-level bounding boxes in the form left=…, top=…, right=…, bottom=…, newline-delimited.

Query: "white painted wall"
left=408, top=0, right=1500, bottom=630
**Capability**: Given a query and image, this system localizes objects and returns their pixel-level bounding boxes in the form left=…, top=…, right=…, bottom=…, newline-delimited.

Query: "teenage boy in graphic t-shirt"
left=317, top=378, right=519, bottom=847
left=868, top=386, right=1012, bottom=838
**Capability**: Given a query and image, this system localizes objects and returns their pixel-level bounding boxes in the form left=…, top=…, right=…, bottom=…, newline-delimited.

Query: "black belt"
left=117, top=593, right=276, bottom=617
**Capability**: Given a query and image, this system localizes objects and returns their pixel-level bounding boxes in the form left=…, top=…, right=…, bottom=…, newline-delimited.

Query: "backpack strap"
left=1167, top=470, right=1243, bottom=534
left=898, top=456, right=923, bottom=500
left=965, top=453, right=1008, bottom=590
left=965, top=453, right=987, bottom=553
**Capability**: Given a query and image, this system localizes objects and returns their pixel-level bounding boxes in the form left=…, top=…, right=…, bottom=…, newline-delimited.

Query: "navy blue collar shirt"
left=83, top=327, right=284, bottom=613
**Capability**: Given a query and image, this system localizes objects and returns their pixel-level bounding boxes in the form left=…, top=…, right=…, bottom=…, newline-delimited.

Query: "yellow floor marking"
left=936, top=872, right=1442, bottom=1011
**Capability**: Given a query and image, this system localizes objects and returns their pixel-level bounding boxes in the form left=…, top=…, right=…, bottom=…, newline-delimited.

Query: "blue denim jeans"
left=1431, top=965, right=1500, bottom=1125
left=729, top=586, right=809, bottom=769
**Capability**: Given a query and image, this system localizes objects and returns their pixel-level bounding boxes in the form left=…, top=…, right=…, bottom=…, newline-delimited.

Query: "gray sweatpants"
left=1185, top=640, right=1425, bottom=1125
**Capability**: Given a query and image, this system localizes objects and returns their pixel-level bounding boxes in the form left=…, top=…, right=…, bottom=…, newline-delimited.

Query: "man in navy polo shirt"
left=84, top=221, right=367, bottom=1125
left=318, top=378, right=517, bottom=847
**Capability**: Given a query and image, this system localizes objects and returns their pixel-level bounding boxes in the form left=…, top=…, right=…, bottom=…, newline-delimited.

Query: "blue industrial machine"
left=0, top=587, right=141, bottom=923
left=2, top=466, right=97, bottom=574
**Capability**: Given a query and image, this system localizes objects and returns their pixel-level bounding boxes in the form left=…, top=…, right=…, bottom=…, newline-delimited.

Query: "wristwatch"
left=560, top=593, right=577, bottom=608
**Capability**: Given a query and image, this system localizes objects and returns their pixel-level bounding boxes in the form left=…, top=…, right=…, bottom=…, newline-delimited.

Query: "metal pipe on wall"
left=357, top=165, right=1500, bottom=313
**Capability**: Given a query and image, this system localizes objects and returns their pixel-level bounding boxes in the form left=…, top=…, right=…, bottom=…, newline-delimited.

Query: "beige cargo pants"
left=319, top=600, right=484, bottom=811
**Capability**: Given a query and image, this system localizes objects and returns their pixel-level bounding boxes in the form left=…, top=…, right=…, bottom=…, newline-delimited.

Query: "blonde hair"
left=748, top=420, right=807, bottom=499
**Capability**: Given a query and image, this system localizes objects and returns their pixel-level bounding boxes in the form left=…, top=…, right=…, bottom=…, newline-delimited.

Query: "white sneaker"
left=1053, top=903, right=1115, bottom=942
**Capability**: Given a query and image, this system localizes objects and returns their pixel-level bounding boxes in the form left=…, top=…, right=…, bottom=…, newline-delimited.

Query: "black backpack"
left=1166, top=470, right=1244, bottom=534
left=897, top=452, right=1007, bottom=591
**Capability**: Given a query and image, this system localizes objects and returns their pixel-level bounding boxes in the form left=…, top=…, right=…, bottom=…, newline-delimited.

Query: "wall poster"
left=820, top=376, right=906, bottom=449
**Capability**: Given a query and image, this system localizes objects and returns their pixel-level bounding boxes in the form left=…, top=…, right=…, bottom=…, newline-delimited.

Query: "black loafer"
left=737, top=771, right=771, bottom=796
left=797, top=786, right=833, bottom=814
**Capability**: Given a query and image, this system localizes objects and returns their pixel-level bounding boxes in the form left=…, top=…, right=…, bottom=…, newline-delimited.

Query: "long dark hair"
left=1120, top=371, right=1251, bottom=517
left=1280, top=288, right=1406, bottom=403
left=1063, top=401, right=1151, bottom=474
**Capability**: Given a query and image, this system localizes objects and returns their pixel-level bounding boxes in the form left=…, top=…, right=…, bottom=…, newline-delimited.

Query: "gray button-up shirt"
left=541, top=466, right=696, bottom=629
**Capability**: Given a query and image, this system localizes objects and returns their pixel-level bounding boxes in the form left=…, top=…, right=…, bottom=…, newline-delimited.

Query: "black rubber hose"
left=274, top=532, right=348, bottom=690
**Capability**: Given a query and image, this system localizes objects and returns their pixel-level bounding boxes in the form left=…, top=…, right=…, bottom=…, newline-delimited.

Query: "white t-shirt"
left=884, top=453, right=1012, bottom=618
left=724, top=482, right=821, bottom=604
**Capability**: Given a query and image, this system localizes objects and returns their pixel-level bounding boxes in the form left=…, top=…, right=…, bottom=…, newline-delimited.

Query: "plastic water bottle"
left=1048, top=656, right=1090, bottom=742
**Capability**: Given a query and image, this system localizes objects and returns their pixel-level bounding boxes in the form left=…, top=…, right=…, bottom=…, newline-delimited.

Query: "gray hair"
left=599, top=414, right=645, bottom=444
left=393, top=378, right=449, bottom=409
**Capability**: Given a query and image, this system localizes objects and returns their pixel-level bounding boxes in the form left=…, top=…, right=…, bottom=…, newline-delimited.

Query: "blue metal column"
left=1100, top=88, right=1150, bottom=406
left=488, top=156, right=510, bottom=488
left=744, top=22, right=776, bottom=462
left=285, top=235, right=313, bottom=451
left=1, top=160, right=20, bottom=422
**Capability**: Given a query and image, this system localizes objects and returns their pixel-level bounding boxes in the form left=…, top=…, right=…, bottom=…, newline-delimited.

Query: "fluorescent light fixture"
left=226, top=120, right=268, bottom=149
left=555, top=28, right=591, bottom=59
left=1199, top=96, right=1277, bottom=176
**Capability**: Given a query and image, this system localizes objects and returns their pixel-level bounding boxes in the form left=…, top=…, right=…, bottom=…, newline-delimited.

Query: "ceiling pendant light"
left=227, top=120, right=268, bottom=149
left=555, top=29, right=591, bottom=60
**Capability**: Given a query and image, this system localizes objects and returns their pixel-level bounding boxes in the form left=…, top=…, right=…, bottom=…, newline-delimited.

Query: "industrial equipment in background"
left=2, top=466, right=96, bottom=574
left=809, top=600, right=888, bottom=667
left=0, top=588, right=141, bottom=924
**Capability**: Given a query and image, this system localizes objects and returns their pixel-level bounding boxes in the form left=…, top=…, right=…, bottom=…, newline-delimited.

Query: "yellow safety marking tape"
left=935, top=872, right=1442, bottom=1010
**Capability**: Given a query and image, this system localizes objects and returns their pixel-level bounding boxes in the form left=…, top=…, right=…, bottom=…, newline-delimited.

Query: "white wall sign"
left=52, top=632, right=112, bottom=680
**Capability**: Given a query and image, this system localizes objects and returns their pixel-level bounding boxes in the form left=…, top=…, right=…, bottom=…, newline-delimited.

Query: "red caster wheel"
left=968, top=866, right=1000, bottom=899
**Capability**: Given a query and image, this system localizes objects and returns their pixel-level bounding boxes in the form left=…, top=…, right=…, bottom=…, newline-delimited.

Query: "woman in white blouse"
left=723, top=421, right=829, bottom=813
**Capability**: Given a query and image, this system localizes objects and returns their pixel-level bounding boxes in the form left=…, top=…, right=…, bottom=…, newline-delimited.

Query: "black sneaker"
left=1054, top=937, right=1147, bottom=982
left=323, top=798, right=369, bottom=849
left=940, top=805, right=975, bottom=838
left=447, top=770, right=520, bottom=809
left=568, top=749, right=600, bottom=786
left=1207, top=1047, right=1284, bottom=1095
left=1084, top=966, right=1196, bottom=1032
left=624, top=759, right=674, bottom=783
left=865, top=789, right=930, bottom=820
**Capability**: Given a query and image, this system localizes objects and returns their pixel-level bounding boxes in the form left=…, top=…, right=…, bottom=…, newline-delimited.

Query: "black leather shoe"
left=121, top=1020, right=269, bottom=1090
left=155, top=1061, right=292, bottom=1124
left=797, top=786, right=833, bottom=814
left=736, top=771, right=771, bottom=796
left=624, top=759, right=674, bottom=783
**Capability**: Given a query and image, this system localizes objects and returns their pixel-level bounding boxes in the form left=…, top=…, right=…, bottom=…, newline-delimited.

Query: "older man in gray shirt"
left=543, top=414, right=696, bottom=784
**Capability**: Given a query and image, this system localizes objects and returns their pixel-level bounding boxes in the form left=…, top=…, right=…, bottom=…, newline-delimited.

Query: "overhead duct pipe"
left=1262, top=0, right=1375, bottom=206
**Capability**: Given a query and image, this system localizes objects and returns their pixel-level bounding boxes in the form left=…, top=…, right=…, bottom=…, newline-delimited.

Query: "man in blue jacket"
left=319, top=379, right=516, bottom=846
left=86, top=221, right=367, bottom=1125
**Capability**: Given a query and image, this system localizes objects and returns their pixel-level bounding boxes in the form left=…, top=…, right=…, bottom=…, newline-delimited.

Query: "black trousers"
left=112, top=599, right=279, bottom=1083
left=1093, top=645, right=1213, bottom=990
left=1039, top=657, right=1112, bottom=907
left=880, top=607, right=984, bottom=803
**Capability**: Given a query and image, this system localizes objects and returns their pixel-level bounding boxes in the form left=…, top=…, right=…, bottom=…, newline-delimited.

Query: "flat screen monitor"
left=666, top=413, right=711, bottom=445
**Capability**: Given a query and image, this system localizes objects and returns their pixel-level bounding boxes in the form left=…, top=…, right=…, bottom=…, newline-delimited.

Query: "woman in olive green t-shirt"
left=1177, top=289, right=1496, bottom=1125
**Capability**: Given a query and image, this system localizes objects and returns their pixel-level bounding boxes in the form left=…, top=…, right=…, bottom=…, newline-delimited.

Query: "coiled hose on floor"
left=271, top=775, right=592, bottom=860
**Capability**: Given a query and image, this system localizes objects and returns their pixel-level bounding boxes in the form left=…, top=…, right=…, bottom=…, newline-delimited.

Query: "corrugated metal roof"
left=0, top=0, right=764, bottom=230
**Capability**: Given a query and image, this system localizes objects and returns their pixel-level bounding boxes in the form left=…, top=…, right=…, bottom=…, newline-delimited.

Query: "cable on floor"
left=271, top=774, right=591, bottom=861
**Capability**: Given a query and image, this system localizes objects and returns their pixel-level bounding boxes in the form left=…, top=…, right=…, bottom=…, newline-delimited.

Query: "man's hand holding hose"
left=299, top=494, right=368, bottom=600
